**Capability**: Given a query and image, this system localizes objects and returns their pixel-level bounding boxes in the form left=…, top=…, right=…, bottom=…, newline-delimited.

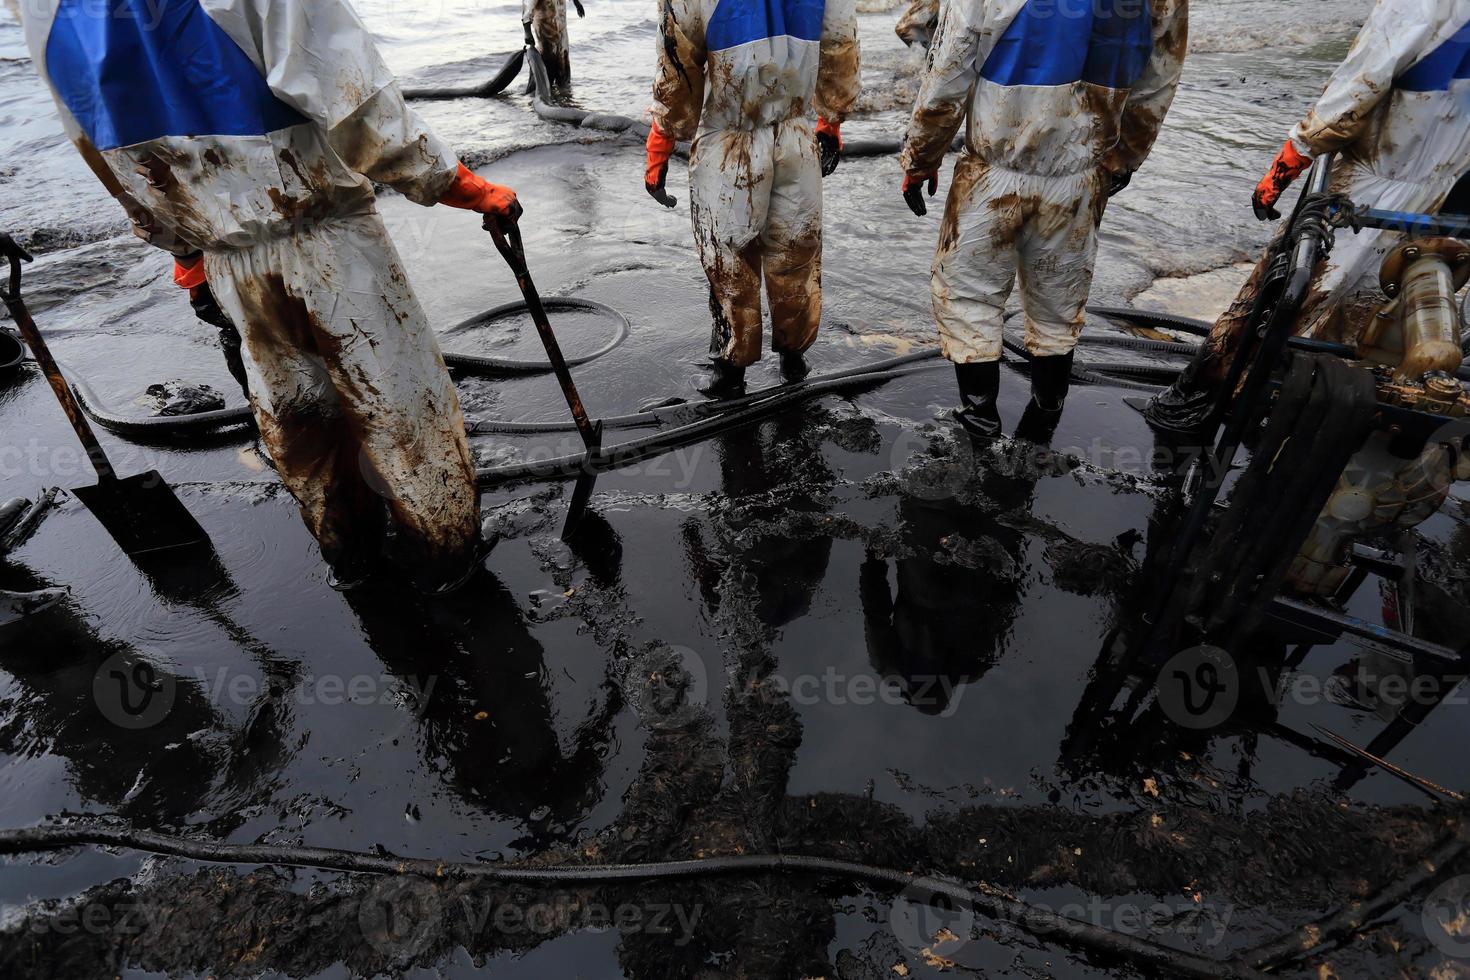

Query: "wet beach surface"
left=3, top=1, right=1470, bottom=977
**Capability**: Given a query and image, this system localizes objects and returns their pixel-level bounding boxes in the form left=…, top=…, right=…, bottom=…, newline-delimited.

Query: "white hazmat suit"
left=901, top=0, right=1189, bottom=364
left=1200, top=0, right=1470, bottom=377
left=651, top=0, right=861, bottom=368
left=23, top=0, right=487, bottom=587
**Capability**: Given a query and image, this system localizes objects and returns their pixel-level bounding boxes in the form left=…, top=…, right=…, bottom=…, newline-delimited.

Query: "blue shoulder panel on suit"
left=45, top=0, right=307, bottom=151
left=706, top=0, right=827, bottom=52
left=981, top=0, right=1153, bottom=89
left=1398, top=20, right=1470, bottom=92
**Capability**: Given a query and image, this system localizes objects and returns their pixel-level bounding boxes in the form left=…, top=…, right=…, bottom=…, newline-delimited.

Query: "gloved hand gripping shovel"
left=0, top=234, right=208, bottom=556
left=484, top=216, right=604, bottom=539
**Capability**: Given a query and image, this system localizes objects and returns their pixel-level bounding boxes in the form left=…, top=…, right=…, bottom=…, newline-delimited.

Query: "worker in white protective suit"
left=22, top=0, right=523, bottom=594
left=895, top=0, right=940, bottom=49
left=1147, top=0, right=1470, bottom=435
left=900, top=0, right=1189, bottom=440
left=523, top=0, right=584, bottom=88
left=643, top=0, right=862, bottom=396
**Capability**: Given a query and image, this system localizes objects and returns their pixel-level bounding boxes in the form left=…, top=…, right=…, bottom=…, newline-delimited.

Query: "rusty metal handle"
left=0, top=233, right=119, bottom=483
left=482, top=216, right=601, bottom=453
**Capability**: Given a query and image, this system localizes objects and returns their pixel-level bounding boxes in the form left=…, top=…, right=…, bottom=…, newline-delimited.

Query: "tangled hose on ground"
left=0, top=823, right=1265, bottom=979
left=55, top=298, right=630, bottom=437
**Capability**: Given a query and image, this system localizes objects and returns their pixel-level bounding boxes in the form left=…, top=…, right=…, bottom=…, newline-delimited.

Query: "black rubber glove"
left=1251, top=189, right=1281, bottom=222
left=903, top=173, right=938, bottom=217
left=646, top=162, right=677, bottom=209
left=818, top=132, right=841, bottom=178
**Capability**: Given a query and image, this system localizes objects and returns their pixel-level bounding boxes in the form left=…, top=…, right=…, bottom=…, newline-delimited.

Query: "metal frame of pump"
left=1111, top=154, right=1470, bottom=734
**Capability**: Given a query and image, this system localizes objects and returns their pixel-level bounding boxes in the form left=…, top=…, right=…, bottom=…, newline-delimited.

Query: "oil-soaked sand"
left=3, top=3, right=1470, bottom=978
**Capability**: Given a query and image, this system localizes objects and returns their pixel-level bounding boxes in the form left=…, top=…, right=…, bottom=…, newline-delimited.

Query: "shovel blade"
left=71, top=471, right=209, bottom=557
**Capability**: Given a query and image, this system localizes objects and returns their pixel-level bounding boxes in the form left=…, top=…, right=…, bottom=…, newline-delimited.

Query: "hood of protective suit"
left=22, top=0, right=459, bottom=251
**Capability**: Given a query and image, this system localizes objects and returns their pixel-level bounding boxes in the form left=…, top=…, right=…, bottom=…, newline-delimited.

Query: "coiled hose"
left=0, top=823, right=1265, bottom=979
left=56, top=298, right=630, bottom=437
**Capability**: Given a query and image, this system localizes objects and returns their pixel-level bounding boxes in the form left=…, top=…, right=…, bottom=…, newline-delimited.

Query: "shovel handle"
left=0, top=234, right=119, bottom=483
left=483, top=215, right=601, bottom=452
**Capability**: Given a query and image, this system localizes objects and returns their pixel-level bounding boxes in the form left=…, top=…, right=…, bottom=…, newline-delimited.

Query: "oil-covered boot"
left=779, top=351, right=810, bottom=384
left=1142, top=357, right=1219, bottom=438
left=953, top=361, right=1002, bottom=438
left=1015, top=351, right=1073, bottom=444
left=694, top=359, right=747, bottom=398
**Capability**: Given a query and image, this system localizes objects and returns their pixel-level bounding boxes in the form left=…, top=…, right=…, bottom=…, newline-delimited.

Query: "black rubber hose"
left=440, top=296, right=631, bottom=374
left=0, top=328, right=21, bottom=373
left=1090, top=304, right=1470, bottom=381
left=402, top=48, right=527, bottom=101
left=58, top=298, right=631, bottom=437
left=469, top=349, right=942, bottom=434
left=477, top=353, right=946, bottom=486
left=0, top=823, right=1266, bottom=979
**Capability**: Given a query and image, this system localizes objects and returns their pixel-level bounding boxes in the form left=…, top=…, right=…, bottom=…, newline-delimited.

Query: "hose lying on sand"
left=0, top=823, right=1266, bottom=980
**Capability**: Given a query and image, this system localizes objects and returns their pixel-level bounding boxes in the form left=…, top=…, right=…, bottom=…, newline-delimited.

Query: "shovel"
left=0, top=234, right=208, bottom=557
left=483, top=214, right=605, bottom=539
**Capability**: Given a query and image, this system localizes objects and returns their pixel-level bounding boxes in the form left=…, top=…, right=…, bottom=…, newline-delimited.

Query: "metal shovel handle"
left=483, top=214, right=602, bottom=454
left=0, top=234, right=119, bottom=483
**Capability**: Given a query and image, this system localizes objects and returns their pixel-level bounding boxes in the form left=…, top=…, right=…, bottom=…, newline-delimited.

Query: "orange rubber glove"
left=902, top=170, right=939, bottom=217
left=1253, top=141, right=1312, bottom=221
left=817, top=117, right=842, bottom=177
left=440, top=163, right=521, bottom=220
left=646, top=123, right=677, bottom=208
left=174, top=254, right=206, bottom=293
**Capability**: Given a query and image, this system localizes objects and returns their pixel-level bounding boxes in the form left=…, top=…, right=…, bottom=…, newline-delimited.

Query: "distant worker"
left=644, top=0, right=861, bottom=397
left=22, top=0, right=522, bottom=594
left=1147, top=0, right=1470, bottom=435
left=901, top=0, right=1189, bottom=439
left=895, top=0, right=939, bottom=49
left=524, top=0, right=585, bottom=88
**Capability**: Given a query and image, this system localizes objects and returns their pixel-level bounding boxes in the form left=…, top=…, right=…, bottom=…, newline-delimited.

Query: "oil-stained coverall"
left=1148, top=0, right=1470, bottom=433
left=648, top=0, right=862, bottom=376
left=895, top=0, right=940, bottom=49
left=524, top=0, right=575, bottom=86
left=901, top=0, right=1189, bottom=367
left=23, top=0, right=518, bottom=590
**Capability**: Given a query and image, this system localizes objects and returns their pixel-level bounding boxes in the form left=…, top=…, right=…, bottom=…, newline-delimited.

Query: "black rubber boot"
left=694, top=359, right=746, bottom=398
left=1142, top=361, right=1219, bottom=438
left=779, top=351, right=810, bottom=384
left=1014, top=352, right=1073, bottom=445
left=952, top=361, right=1002, bottom=439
